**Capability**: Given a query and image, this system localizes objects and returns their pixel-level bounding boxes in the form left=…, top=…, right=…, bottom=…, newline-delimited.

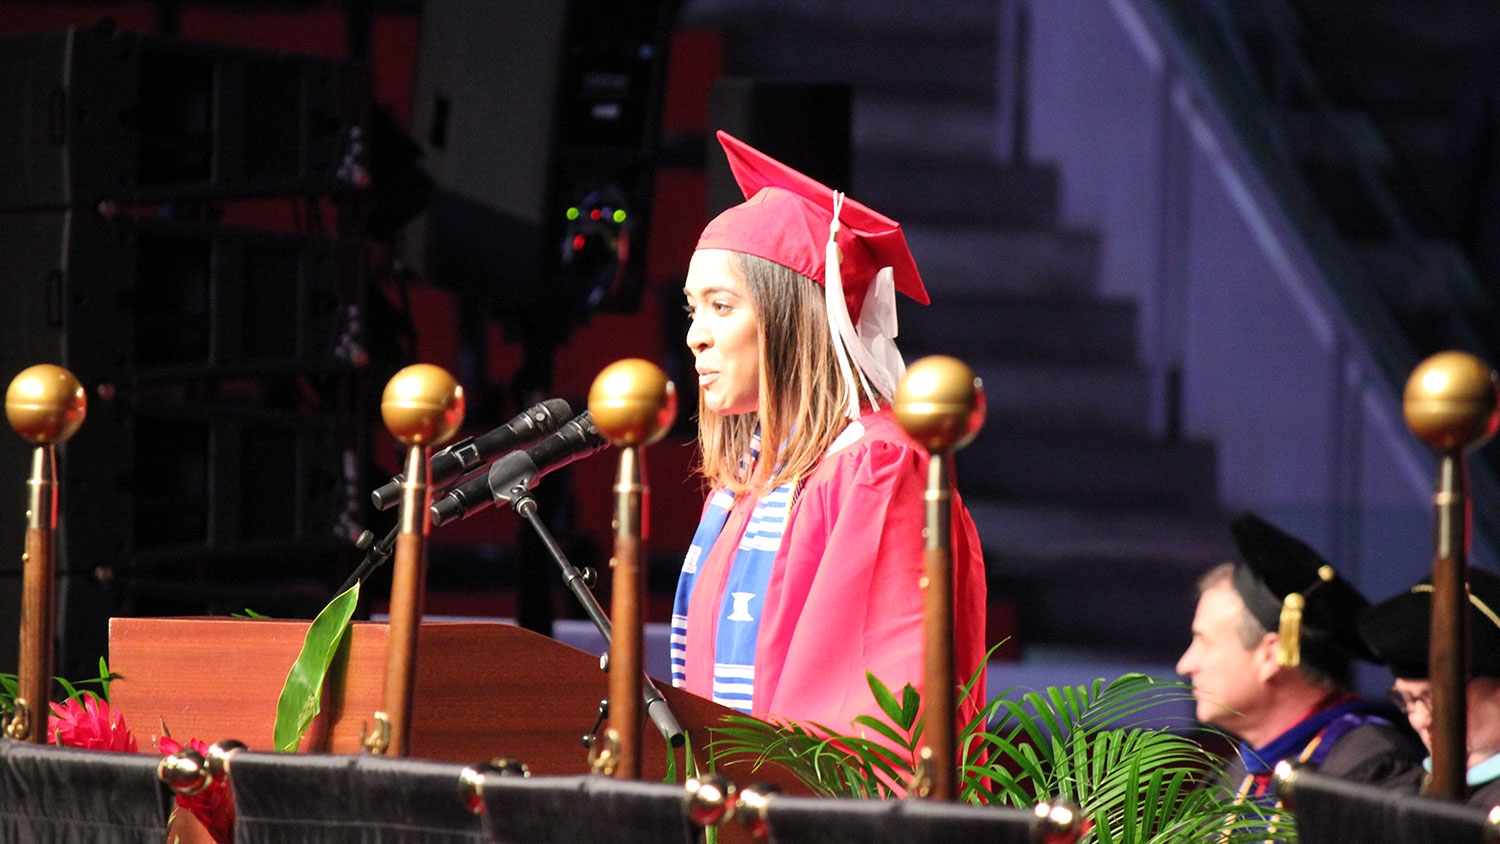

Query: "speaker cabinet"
left=0, top=25, right=368, bottom=212
left=405, top=0, right=680, bottom=327
left=0, top=210, right=370, bottom=676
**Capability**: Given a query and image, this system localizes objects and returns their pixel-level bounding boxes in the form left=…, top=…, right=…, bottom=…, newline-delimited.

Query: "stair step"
left=684, top=0, right=1000, bottom=35
left=855, top=91, right=996, bottom=158
left=904, top=225, right=1101, bottom=299
left=688, top=3, right=998, bottom=100
left=723, top=40, right=992, bottom=101
left=958, top=427, right=1217, bottom=507
left=994, top=562, right=1196, bottom=662
left=855, top=154, right=1060, bottom=228
left=971, top=501, right=1231, bottom=572
left=961, top=360, right=1153, bottom=434
left=901, top=295, right=1137, bottom=365
left=969, top=501, right=1232, bottom=661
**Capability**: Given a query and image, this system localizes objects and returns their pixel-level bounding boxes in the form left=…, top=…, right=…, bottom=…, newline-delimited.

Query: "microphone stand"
left=342, top=472, right=685, bottom=747
left=339, top=461, right=474, bottom=593
left=336, top=524, right=398, bottom=596
left=339, top=466, right=473, bottom=596
left=508, top=485, right=685, bottom=749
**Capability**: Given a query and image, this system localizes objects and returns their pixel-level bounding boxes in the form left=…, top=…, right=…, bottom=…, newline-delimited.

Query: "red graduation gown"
left=682, top=409, right=988, bottom=734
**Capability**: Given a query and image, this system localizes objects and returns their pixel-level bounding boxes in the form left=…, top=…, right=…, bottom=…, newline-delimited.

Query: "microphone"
left=371, top=398, right=573, bottom=510
left=429, top=411, right=608, bottom=527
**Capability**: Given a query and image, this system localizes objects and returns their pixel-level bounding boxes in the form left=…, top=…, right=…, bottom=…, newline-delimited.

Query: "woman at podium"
left=670, top=131, right=988, bottom=735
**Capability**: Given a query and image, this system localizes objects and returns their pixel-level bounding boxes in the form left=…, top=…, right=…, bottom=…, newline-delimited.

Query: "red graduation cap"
left=696, top=131, right=929, bottom=323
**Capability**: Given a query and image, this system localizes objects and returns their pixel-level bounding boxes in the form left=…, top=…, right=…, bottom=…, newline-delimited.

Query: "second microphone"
left=429, top=412, right=609, bottom=527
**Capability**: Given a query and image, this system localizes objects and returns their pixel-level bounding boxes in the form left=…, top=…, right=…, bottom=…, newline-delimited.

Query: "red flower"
left=47, top=692, right=137, bottom=752
left=158, top=735, right=237, bottom=844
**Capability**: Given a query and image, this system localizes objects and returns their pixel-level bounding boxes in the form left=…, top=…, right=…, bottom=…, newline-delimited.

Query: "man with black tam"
left=1177, top=513, right=1424, bottom=802
left=1359, top=566, right=1500, bottom=808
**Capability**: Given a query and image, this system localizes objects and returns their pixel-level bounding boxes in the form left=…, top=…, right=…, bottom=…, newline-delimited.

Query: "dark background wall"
left=0, top=0, right=726, bottom=680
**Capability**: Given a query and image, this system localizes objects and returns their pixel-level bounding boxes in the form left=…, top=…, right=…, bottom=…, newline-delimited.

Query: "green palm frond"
left=707, top=668, right=1293, bottom=844
left=1, top=657, right=122, bottom=716
left=0, top=672, right=15, bottom=717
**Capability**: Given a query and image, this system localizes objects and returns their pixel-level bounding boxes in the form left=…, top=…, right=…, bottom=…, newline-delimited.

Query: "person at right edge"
left=1358, top=565, right=1500, bottom=807
left=1176, top=513, right=1425, bottom=803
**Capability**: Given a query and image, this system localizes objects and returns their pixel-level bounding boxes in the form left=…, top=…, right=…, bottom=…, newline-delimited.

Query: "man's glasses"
left=1388, top=687, right=1433, bottom=714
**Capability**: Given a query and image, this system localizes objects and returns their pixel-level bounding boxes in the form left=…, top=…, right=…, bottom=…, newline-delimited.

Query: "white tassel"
left=823, top=193, right=905, bottom=420
left=824, top=193, right=863, bottom=420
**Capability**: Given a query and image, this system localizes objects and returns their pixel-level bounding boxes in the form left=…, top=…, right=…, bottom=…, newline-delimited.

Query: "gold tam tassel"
left=1278, top=593, right=1305, bottom=667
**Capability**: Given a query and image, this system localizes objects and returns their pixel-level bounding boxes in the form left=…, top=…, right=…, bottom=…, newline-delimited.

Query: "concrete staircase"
left=681, top=0, right=1235, bottom=665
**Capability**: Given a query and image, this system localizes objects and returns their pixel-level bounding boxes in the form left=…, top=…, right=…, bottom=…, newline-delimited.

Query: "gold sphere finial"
left=684, top=773, right=737, bottom=828
left=734, top=784, right=779, bottom=840
left=893, top=355, right=986, bottom=452
left=7, top=364, right=86, bottom=445
left=156, top=748, right=211, bottom=796
left=1032, top=799, right=1083, bottom=844
left=587, top=359, right=676, bottom=447
left=1403, top=351, right=1499, bottom=452
left=380, top=364, right=465, bottom=446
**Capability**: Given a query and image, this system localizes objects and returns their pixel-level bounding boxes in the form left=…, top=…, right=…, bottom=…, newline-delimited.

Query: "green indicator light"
left=612, top=209, right=627, bottom=224
left=566, top=207, right=580, bottom=220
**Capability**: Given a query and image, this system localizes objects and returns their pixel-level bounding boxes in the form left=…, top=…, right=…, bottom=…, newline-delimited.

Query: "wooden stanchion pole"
left=1402, top=351, right=1498, bottom=800
left=587, top=359, right=675, bottom=779
left=893, top=355, right=985, bottom=801
left=368, top=363, right=464, bottom=756
left=4, top=365, right=85, bottom=743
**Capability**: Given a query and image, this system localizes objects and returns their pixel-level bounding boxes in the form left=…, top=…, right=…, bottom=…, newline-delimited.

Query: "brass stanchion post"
left=1403, top=351, right=1499, bottom=799
left=4, top=365, right=85, bottom=743
left=368, top=363, right=464, bottom=756
left=587, top=359, right=675, bottom=779
left=894, top=355, right=985, bottom=800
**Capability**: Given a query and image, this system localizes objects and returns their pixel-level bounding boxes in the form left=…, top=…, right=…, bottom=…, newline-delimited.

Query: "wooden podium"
left=109, top=617, right=771, bottom=783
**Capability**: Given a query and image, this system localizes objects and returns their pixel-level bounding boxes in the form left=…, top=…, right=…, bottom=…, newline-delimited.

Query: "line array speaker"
left=0, top=24, right=368, bottom=213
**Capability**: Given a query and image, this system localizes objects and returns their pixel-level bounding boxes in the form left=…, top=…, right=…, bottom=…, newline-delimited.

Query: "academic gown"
left=1467, top=771, right=1500, bottom=809
left=1385, top=753, right=1500, bottom=809
left=677, top=409, right=988, bottom=734
left=1219, top=697, right=1426, bottom=803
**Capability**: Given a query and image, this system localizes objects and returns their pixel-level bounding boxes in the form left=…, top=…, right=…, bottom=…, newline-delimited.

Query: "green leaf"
left=865, top=672, right=905, bottom=724
left=272, top=582, right=359, bottom=753
left=664, top=734, right=680, bottom=783
left=704, top=665, right=1291, bottom=840
left=55, top=676, right=80, bottom=701
left=898, top=683, right=920, bottom=730
left=850, top=715, right=914, bottom=753
left=96, top=657, right=117, bottom=702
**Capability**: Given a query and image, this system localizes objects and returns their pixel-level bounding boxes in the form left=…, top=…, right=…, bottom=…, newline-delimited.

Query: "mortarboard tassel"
left=1278, top=592, right=1305, bottom=667
left=824, top=191, right=879, bottom=420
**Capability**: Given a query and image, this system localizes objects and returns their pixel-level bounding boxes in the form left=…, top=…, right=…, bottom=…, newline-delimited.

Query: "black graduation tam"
left=1230, top=512, right=1375, bottom=673
left=1357, top=566, right=1500, bottom=680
